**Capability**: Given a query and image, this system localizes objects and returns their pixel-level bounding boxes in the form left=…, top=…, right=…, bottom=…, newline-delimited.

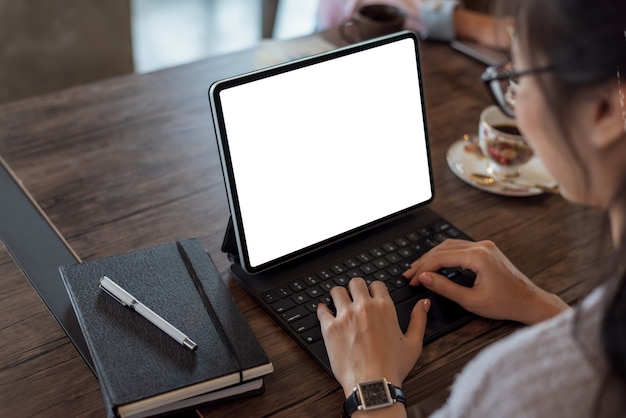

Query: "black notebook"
left=60, top=239, right=273, bottom=418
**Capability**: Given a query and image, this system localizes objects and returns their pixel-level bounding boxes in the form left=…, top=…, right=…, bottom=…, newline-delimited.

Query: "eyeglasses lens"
left=494, top=64, right=517, bottom=117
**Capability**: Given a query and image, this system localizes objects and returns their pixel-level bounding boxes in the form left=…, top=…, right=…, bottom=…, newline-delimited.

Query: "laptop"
left=209, top=31, right=476, bottom=376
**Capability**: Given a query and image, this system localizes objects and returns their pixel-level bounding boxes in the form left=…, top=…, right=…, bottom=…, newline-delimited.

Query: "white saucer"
left=446, top=137, right=558, bottom=197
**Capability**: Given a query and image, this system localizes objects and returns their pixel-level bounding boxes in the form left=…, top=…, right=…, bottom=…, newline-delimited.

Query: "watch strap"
left=391, top=384, right=407, bottom=405
left=343, top=389, right=359, bottom=417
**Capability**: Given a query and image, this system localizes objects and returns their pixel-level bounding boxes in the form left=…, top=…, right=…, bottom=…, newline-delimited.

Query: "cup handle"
left=339, top=18, right=358, bottom=44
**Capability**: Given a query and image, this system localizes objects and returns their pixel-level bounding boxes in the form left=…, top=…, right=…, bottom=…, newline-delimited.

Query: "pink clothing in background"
left=318, top=0, right=424, bottom=32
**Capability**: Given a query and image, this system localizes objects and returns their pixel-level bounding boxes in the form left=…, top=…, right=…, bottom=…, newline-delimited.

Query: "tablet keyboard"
left=260, top=219, right=474, bottom=345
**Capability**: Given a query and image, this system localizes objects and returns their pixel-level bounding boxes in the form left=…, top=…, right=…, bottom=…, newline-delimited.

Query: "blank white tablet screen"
left=219, top=37, right=432, bottom=269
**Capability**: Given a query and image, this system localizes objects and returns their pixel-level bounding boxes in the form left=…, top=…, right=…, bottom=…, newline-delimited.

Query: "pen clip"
left=99, top=276, right=129, bottom=307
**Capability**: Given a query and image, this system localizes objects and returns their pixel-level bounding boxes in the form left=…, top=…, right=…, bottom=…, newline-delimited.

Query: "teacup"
left=340, top=4, right=406, bottom=43
left=478, top=105, right=534, bottom=178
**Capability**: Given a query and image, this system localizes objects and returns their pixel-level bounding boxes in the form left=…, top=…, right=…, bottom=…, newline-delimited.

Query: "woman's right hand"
left=403, top=239, right=570, bottom=325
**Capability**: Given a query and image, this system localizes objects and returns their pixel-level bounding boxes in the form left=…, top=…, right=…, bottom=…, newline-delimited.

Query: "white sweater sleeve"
left=430, top=288, right=606, bottom=418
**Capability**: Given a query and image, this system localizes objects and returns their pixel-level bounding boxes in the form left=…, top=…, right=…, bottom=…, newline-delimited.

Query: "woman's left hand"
left=317, top=277, right=430, bottom=398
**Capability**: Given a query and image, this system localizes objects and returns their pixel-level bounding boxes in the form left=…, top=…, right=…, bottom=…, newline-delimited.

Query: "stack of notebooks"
left=60, top=239, right=273, bottom=418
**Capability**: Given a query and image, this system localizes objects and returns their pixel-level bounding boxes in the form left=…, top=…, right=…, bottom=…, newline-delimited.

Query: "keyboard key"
left=302, top=328, right=322, bottom=344
left=262, top=292, right=278, bottom=304
left=406, top=232, right=420, bottom=242
left=321, top=281, right=335, bottom=292
left=434, top=233, right=448, bottom=243
left=390, top=277, right=408, bottom=288
left=291, top=315, right=318, bottom=333
left=390, top=286, right=414, bottom=304
left=360, top=263, right=377, bottom=275
left=370, top=247, right=385, bottom=258
left=344, top=258, right=360, bottom=268
left=305, top=300, right=319, bottom=313
left=306, top=286, right=323, bottom=299
left=433, top=220, right=450, bottom=232
left=319, top=295, right=333, bottom=306
left=333, top=276, right=350, bottom=286
left=330, top=264, right=346, bottom=274
left=440, top=267, right=459, bottom=279
left=395, top=237, right=410, bottom=247
left=373, top=258, right=389, bottom=269
left=454, top=269, right=477, bottom=287
left=386, top=265, right=403, bottom=276
left=385, top=253, right=401, bottom=263
left=382, top=242, right=397, bottom=252
left=356, top=253, right=372, bottom=263
left=292, top=292, right=310, bottom=304
left=424, top=238, right=438, bottom=248
left=303, top=275, right=320, bottom=286
left=272, top=298, right=295, bottom=313
left=391, top=286, right=426, bottom=304
left=281, top=306, right=309, bottom=323
left=373, top=271, right=389, bottom=281
left=347, top=269, right=362, bottom=278
left=275, top=287, right=292, bottom=298
left=446, top=227, right=461, bottom=238
left=398, top=261, right=412, bottom=270
left=289, top=281, right=306, bottom=292
left=398, top=248, right=414, bottom=258
left=317, top=269, right=334, bottom=280
left=412, top=241, right=427, bottom=253
left=418, top=227, right=433, bottom=237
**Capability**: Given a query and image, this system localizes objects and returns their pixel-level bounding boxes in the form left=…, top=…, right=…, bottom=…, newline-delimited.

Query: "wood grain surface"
left=0, top=31, right=610, bottom=417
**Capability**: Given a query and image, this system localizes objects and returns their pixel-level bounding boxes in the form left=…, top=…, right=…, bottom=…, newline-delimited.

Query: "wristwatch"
left=343, top=378, right=406, bottom=417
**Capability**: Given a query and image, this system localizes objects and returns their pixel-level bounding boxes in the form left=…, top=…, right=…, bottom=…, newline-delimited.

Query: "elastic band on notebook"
left=176, top=241, right=243, bottom=381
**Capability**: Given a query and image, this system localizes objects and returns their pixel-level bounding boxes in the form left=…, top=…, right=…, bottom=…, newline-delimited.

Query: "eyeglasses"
left=481, top=62, right=553, bottom=118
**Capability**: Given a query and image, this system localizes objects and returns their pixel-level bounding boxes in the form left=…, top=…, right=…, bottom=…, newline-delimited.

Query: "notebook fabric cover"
left=60, top=239, right=272, bottom=417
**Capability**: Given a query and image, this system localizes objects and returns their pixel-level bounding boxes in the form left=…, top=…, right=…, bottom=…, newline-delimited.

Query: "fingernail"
left=422, top=299, right=430, bottom=312
left=419, top=272, right=433, bottom=286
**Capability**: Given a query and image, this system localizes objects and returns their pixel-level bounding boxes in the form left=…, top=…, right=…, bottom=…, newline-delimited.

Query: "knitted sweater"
left=431, top=287, right=614, bottom=417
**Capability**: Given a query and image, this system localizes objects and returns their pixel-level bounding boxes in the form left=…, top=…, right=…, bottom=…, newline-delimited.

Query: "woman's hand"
left=317, top=277, right=430, bottom=399
left=403, top=239, right=570, bottom=325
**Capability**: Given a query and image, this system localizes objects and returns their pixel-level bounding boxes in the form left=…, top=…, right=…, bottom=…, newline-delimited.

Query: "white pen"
left=99, top=276, right=198, bottom=352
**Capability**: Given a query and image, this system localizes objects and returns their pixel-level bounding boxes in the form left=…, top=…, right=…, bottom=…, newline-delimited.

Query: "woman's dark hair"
left=496, top=0, right=626, bottom=413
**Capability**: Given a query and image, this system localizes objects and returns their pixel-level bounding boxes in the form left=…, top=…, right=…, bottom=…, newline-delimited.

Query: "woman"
left=317, top=0, right=626, bottom=416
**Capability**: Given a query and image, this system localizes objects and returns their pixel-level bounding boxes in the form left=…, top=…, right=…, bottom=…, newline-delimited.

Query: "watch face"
left=358, top=380, right=393, bottom=409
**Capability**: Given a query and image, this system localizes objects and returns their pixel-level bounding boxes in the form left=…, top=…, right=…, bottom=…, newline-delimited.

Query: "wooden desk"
left=0, top=32, right=608, bottom=417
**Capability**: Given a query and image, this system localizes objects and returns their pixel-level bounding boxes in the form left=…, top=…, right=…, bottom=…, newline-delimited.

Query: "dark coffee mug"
left=340, top=4, right=406, bottom=43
